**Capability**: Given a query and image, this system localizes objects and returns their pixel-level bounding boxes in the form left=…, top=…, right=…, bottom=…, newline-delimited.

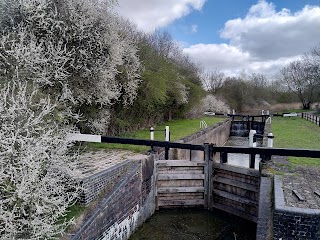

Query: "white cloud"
left=185, top=1, right=320, bottom=77
left=221, top=1, right=320, bottom=60
left=183, top=43, right=251, bottom=69
left=183, top=43, right=294, bottom=76
left=184, top=43, right=302, bottom=77
left=115, top=0, right=205, bottom=31
left=114, top=0, right=320, bottom=77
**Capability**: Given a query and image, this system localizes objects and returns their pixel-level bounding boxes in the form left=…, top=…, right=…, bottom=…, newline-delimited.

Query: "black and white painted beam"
left=67, top=133, right=102, bottom=142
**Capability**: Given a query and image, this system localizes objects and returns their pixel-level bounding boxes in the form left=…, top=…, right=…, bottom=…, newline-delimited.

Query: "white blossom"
left=176, top=81, right=189, bottom=104
left=187, top=94, right=230, bottom=117
left=0, top=0, right=141, bottom=132
left=0, top=80, right=81, bottom=239
left=202, top=94, right=230, bottom=113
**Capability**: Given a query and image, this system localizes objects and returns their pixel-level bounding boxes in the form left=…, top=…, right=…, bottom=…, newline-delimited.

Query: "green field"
left=272, top=116, right=320, bottom=166
left=87, top=117, right=226, bottom=152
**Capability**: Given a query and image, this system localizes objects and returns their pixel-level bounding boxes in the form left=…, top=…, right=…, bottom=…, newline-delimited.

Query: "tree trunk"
left=302, top=100, right=311, bottom=109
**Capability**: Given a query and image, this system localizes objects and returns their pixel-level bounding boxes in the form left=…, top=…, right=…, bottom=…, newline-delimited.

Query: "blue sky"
left=116, top=0, right=320, bottom=77
left=166, top=0, right=320, bottom=46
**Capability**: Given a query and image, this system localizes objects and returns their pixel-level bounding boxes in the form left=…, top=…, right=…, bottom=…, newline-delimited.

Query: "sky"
left=115, top=0, right=320, bottom=78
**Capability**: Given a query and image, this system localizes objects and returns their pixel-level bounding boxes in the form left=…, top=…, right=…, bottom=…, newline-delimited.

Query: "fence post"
left=204, top=143, right=213, bottom=209
left=165, top=126, right=170, bottom=160
left=267, top=133, right=274, bottom=148
left=249, top=130, right=257, bottom=147
left=249, top=130, right=257, bottom=168
left=150, top=127, right=154, bottom=153
left=249, top=154, right=255, bottom=169
left=150, top=127, right=154, bottom=140
left=220, top=152, right=228, bottom=164
left=165, top=126, right=170, bottom=141
left=264, top=132, right=274, bottom=161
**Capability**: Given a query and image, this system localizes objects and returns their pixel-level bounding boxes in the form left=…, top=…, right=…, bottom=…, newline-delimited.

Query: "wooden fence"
left=302, top=112, right=320, bottom=126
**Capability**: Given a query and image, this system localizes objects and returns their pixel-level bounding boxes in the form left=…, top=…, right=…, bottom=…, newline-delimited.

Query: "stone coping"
left=71, top=150, right=147, bottom=179
left=274, top=175, right=320, bottom=215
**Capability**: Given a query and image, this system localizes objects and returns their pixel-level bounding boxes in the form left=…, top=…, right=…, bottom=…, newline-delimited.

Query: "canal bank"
left=65, top=115, right=319, bottom=240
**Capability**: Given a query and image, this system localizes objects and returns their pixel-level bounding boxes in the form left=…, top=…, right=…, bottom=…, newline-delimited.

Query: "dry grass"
left=269, top=102, right=302, bottom=112
left=243, top=102, right=303, bottom=115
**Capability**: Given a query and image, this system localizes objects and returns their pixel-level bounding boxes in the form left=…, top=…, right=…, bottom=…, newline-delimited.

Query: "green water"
left=130, top=208, right=256, bottom=240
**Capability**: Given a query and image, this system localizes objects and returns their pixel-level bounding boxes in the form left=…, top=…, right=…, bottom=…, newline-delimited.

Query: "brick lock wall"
left=273, top=176, right=320, bottom=240
left=70, top=155, right=156, bottom=240
left=274, top=211, right=320, bottom=239
left=80, top=160, right=135, bottom=204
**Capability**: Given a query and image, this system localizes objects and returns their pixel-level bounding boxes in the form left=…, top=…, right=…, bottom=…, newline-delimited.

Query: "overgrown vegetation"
left=272, top=116, right=320, bottom=166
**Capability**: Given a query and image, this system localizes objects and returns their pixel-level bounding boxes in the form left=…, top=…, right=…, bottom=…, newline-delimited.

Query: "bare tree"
left=249, top=73, right=268, bottom=88
left=280, top=60, right=317, bottom=109
left=304, top=45, right=320, bottom=86
left=202, top=69, right=225, bottom=94
left=148, top=30, right=175, bottom=58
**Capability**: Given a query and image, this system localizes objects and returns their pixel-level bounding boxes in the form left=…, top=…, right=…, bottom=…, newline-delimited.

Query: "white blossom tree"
left=202, top=94, right=230, bottom=114
left=0, top=79, right=81, bottom=239
left=187, top=94, right=230, bottom=117
left=0, top=0, right=141, bottom=133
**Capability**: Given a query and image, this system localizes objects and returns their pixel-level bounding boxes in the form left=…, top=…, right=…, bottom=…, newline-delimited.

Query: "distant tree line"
left=201, top=47, right=320, bottom=112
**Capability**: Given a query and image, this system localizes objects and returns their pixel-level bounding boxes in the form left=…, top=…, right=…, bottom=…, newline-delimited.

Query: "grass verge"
left=86, top=117, right=226, bottom=153
left=272, top=116, right=320, bottom=166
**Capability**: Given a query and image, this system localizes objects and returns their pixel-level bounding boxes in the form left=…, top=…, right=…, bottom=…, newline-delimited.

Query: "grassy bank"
left=87, top=117, right=226, bottom=152
left=272, top=116, right=320, bottom=166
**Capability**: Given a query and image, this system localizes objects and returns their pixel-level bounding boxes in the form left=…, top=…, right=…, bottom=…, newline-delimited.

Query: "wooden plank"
left=215, top=170, right=260, bottom=186
left=157, top=160, right=205, bottom=167
left=158, top=193, right=203, bottom=200
left=213, top=176, right=259, bottom=192
left=207, top=154, right=213, bottom=209
left=203, top=155, right=208, bottom=208
left=158, top=173, right=205, bottom=180
left=213, top=203, right=258, bottom=223
left=214, top=189, right=258, bottom=206
left=157, top=170, right=204, bottom=175
left=154, top=159, right=159, bottom=210
left=157, top=179, right=204, bottom=188
left=157, top=187, right=205, bottom=193
left=292, top=190, right=305, bottom=201
left=214, top=162, right=261, bottom=177
left=158, top=166, right=204, bottom=171
left=158, top=199, right=205, bottom=207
